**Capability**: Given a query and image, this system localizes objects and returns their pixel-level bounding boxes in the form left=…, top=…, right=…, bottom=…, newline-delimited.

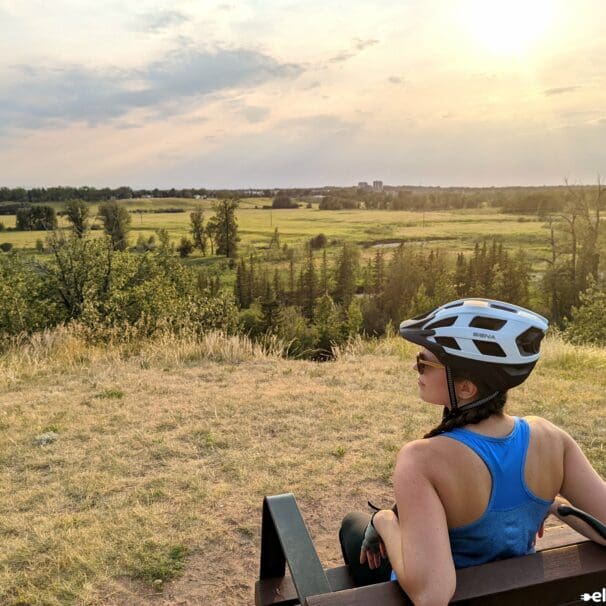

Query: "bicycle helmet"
left=399, top=298, right=548, bottom=413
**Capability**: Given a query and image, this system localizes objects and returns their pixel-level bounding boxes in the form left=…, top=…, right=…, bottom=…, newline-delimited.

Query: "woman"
left=339, top=298, right=606, bottom=606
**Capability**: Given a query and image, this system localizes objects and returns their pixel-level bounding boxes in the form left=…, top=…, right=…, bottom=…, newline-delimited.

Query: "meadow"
left=1, top=329, right=605, bottom=605
left=0, top=198, right=549, bottom=271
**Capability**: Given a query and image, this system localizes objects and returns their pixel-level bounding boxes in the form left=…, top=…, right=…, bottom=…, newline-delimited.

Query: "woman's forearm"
left=551, top=496, right=606, bottom=546
left=373, top=510, right=451, bottom=606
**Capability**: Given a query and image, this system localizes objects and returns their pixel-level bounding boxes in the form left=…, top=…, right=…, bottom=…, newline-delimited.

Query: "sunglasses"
left=416, top=352, right=445, bottom=374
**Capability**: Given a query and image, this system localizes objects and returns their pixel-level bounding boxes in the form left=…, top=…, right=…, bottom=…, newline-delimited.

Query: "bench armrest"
left=260, top=493, right=332, bottom=603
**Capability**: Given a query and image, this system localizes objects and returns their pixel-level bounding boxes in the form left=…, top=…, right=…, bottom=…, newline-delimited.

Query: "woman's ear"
left=456, top=379, right=479, bottom=401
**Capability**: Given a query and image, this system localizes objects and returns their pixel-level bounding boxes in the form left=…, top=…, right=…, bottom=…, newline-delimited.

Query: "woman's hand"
left=359, top=510, right=389, bottom=569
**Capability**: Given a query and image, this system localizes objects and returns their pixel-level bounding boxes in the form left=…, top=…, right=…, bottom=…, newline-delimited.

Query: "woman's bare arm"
left=374, top=442, right=456, bottom=606
left=554, top=428, right=606, bottom=546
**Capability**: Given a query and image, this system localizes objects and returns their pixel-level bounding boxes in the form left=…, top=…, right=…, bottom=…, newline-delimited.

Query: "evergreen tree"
left=314, top=293, right=341, bottom=358
left=334, top=242, right=359, bottom=308
left=260, top=281, right=280, bottom=333
left=320, top=249, right=329, bottom=294
left=213, top=199, right=239, bottom=258
left=300, top=245, right=317, bottom=322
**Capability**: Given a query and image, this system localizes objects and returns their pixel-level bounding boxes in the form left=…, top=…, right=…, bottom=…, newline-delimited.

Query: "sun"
left=464, top=0, right=556, bottom=56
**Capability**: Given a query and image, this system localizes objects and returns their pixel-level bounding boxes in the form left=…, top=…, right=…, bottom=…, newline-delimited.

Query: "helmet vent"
left=516, top=327, right=545, bottom=356
left=444, top=301, right=464, bottom=309
left=410, top=306, right=438, bottom=321
left=435, top=336, right=460, bottom=350
left=490, top=303, right=517, bottom=313
left=469, top=316, right=506, bottom=330
left=426, top=317, right=457, bottom=330
left=474, top=340, right=506, bottom=357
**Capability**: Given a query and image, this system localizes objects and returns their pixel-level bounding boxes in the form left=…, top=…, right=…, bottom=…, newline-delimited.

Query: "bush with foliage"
left=564, top=282, right=606, bottom=345
left=0, top=242, right=13, bottom=252
left=272, top=192, right=298, bottom=209
left=0, top=236, right=238, bottom=344
left=15, top=205, right=57, bottom=231
left=309, top=233, right=328, bottom=249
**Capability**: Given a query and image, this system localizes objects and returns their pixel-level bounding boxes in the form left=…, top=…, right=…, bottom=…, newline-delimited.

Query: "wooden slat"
left=256, top=567, right=354, bottom=606
left=536, top=525, right=588, bottom=552
left=303, top=541, right=606, bottom=606
left=256, top=525, right=588, bottom=606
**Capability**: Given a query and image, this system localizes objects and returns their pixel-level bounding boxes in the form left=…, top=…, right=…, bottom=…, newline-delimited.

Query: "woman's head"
left=414, top=348, right=498, bottom=408
left=400, top=298, right=547, bottom=436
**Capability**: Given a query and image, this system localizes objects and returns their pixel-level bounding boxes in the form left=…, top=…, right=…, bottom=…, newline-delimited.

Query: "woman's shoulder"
left=522, top=414, right=565, bottom=435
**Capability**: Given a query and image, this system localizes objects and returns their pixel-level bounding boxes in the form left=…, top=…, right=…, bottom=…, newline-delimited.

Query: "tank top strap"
left=443, top=417, right=532, bottom=510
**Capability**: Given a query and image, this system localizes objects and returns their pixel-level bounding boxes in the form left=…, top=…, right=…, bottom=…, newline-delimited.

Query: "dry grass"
left=0, top=331, right=604, bottom=605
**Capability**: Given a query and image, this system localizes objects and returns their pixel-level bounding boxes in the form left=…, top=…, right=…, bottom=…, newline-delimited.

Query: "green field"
left=0, top=198, right=551, bottom=271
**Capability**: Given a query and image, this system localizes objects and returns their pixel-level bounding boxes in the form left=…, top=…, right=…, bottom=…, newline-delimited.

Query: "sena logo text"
left=581, top=589, right=606, bottom=602
left=472, top=332, right=496, bottom=340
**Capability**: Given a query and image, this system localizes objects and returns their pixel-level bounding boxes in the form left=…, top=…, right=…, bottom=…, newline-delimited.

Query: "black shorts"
left=338, top=511, right=393, bottom=586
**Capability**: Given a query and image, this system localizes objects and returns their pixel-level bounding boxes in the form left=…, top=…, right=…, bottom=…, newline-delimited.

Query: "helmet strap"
left=445, top=365, right=458, bottom=412
left=444, top=364, right=501, bottom=419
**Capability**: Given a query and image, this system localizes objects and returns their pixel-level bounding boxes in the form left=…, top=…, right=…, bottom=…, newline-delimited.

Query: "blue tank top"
left=390, top=416, right=552, bottom=580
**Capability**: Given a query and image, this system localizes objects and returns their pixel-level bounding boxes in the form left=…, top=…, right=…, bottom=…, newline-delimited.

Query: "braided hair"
left=423, top=369, right=509, bottom=439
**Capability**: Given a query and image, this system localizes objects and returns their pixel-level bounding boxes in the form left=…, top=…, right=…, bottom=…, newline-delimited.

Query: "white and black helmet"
left=399, top=298, right=548, bottom=392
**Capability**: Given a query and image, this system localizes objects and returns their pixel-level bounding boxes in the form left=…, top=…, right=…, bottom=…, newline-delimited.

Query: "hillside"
left=1, top=331, right=605, bottom=605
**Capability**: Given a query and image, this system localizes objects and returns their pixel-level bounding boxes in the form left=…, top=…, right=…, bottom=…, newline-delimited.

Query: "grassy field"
left=0, top=199, right=550, bottom=270
left=1, top=329, right=604, bottom=605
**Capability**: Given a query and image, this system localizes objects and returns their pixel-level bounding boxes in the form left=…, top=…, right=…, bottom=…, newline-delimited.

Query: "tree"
left=65, top=199, right=90, bottom=238
left=213, top=199, right=239, bottom=258
left=16, top=205, right=57, bottom=231
left=98, top=201, right=131, bottom=251
left=300, top=245, right=317, bottom=322
left=272, top=191, right=297, bottom=208
left=334, top=242, right=359, bottom=308
left=190, top=207, right=206, bottom=254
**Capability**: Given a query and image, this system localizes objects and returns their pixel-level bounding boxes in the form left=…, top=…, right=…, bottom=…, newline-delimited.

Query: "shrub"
left=177, top=237, right=194, bottom=258
left=0, top=242, right=13, bottom=252
left=309, top=233, right=328, bottom=249
left=272, top=192, right=298, bottom=209
left=564, top=283, right=606, bottom=346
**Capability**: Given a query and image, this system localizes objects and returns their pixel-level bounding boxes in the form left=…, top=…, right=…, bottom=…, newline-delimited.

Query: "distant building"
left=373, top=180, right=384, bottom=192
left=358, top=181, right=371, bottom=190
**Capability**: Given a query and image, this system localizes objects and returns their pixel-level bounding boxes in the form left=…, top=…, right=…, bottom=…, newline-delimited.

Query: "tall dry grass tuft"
left=0, top=324, right=288, bottom=390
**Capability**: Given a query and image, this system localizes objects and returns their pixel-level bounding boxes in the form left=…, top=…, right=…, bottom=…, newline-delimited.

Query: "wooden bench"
left=255, top=493, right=606, bottom=606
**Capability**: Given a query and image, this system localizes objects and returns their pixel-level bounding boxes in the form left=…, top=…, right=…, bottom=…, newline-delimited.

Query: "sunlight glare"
left=465, top=0, right=556, bottom=56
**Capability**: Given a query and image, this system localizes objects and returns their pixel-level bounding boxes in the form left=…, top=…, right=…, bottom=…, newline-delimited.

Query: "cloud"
left=240, top=105, right=270, bottom=123
left=354, top=38, right=379, bottom=51
left=328, top=51, right=354, bottom=64
left=0, top=46, right=303, bottom=129
left=327, top=37, right=379, bottom=64
left=544, top=86, right=580, bottom=96
left=136, top=9, right=190, bottom=32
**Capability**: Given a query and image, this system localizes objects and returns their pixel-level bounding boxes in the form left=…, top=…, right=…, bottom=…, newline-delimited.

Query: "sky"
left=1, top=0, right=606, bottom=188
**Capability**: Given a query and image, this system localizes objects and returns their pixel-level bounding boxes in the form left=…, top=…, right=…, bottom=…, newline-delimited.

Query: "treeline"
left=0, top=184, right=594, bottom=215
left=320, top=187, right=587, bottom=213
left=228, top=239, right=535, bottom=358
left=0, top=186, right=316, bottom=204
